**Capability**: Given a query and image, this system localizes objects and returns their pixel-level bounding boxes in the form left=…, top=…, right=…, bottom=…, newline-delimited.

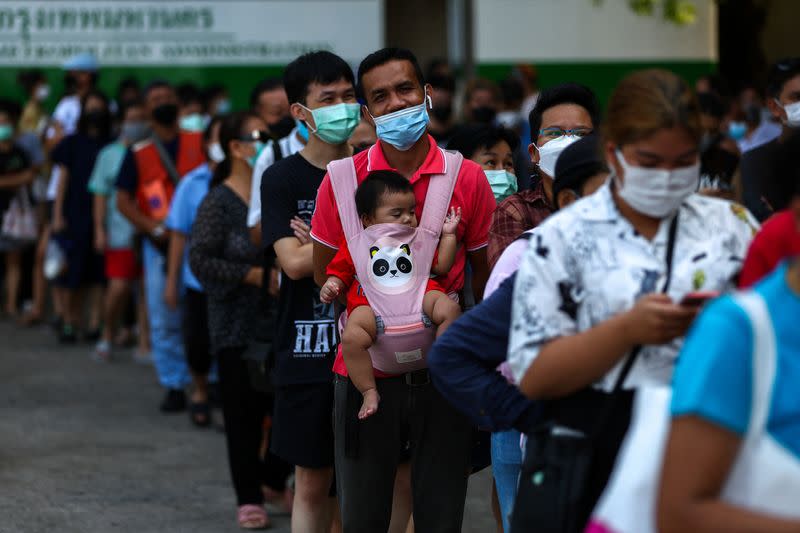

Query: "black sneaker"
left=159, top=389, right=187, bottom=413
left=59, top=324, right=78, bottom=344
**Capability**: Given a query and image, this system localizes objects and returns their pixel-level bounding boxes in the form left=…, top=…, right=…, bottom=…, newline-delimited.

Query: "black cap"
left=553, top=134, right=606, bottom=202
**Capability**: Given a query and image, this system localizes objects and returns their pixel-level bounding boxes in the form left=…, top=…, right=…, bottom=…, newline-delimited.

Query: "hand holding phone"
left=680, top=291, right=720, bottom=307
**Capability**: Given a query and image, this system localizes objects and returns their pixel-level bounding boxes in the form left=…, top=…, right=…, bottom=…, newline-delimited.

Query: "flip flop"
left=237, top=504, right=270, bottom=530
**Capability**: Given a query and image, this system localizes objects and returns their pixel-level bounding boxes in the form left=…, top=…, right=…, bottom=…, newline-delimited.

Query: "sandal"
left=189, top=401, right=212, bottom=428
left=237, top=504, right=270, bottom=530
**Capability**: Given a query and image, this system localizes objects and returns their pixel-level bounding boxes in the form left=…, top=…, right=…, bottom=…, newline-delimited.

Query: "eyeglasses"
left=237, top=130, right=270, bottom=143
left=538, top=127, right=593, bottom=140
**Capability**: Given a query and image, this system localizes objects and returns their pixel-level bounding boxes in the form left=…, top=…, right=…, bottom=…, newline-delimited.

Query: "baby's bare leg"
left=341, top=305, right=380, bottom=419
left=422, top=290, right=461, bottom=338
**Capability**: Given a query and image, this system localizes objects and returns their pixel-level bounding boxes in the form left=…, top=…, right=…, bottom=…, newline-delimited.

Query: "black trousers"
left=218, top=346, right=269, bottom=505
left=183, top=288, right=212, bottom=376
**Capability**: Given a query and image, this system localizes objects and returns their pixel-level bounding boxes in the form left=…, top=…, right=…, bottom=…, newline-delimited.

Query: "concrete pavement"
left=0, top=321, right=497, bottom=533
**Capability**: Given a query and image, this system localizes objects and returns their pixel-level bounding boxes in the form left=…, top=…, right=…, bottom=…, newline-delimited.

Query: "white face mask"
left=615, top=148, right=699, bottom=218
left=535, top=135, right=580, bottom=178
left=35, top=85, right=50, bottom=101
left=208, top=142, right=225, bottom=163
left=775, top=99, right=800, bottom=128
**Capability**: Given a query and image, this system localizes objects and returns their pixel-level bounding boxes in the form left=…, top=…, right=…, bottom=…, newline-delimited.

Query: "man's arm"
left=273, top=237, right=313, bottom=281
left=313, top=240, right=338, bottom=288
left=0, top=168, right=34, bottom=190
left=92, top=194, right=107, bottom=252
left=116, top=190, right=160, bottom=235
left=164, top=231, right=184, bottom=309
left=468, top=247, right=490, bottom=303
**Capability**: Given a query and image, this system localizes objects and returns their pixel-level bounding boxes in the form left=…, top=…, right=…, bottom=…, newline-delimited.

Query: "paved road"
left=0, top=322, right=497, bottom=533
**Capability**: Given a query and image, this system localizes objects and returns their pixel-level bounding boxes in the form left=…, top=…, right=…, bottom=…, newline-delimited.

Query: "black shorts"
left=271, top=381, right=335, bottom=469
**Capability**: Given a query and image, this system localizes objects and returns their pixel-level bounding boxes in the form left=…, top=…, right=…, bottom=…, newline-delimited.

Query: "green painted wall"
left=477, top=60, right=716, bottom=107
left=0, top=65, right=284, bottom=112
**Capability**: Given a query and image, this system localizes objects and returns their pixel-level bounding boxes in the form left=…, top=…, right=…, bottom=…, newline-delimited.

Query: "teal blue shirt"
left=88, top=141, right=134, bottom=250
left=672, top=262, right=800, bottom=460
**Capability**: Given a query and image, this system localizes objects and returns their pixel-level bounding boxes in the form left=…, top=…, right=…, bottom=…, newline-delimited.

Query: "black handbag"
left=242, top=257, right=278, bottom=393
left=510, top=215, right=679, bottom=533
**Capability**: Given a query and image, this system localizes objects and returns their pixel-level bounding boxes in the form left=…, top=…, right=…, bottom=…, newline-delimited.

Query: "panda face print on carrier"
left=369, top=243, right=414, bottom=289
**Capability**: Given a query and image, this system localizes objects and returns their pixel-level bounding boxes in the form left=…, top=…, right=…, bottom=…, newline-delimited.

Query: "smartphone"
left=680, top=291, right=720, bottom=307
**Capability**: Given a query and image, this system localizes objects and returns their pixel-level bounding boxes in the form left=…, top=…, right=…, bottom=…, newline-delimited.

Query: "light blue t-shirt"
left=672, top=262, right=800, bottom=460
left=88, top=141, right=135, bottom=250
left=165, top=163, right=212, bottom=292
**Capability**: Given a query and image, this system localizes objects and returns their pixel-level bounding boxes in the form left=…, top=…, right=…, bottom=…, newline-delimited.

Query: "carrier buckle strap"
left=404, top=368, right=430, bottom=386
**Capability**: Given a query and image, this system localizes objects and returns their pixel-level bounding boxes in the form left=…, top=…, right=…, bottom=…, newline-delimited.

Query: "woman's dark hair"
left=77, top=90, right=111, bottom=139
left=211, top=110, right=260, bottom=187
left=116, top=97, right=143, bottom=122
left=204, top=115, right=223, bottom=144
left=355, top=170, right=414, bottom=217
left=771, top=130, right=800, bottom=205
left=447, top=125, right=520, bottom=161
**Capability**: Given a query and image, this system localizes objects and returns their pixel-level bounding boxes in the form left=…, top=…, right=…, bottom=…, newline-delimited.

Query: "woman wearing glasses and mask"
left=189, top=111, right=272, bottom=529
left=506, top=70, right=759, bottom=531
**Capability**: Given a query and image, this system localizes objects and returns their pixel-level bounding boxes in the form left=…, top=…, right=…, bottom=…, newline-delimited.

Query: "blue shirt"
left=428, top=273, right=539, bottom=432
left=88, top=142, right=134, bottom=249
left=165, top=163, right=212, bottom=292
left=672, top=262, right=800, bottom=459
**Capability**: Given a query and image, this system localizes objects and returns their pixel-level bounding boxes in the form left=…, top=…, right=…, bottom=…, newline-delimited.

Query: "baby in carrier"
left=321, top=170, right=462, bottom=419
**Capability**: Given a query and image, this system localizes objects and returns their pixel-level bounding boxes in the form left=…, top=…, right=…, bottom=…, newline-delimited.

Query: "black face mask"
left=269, top=115, right=296, bottom=139
left=471, top=106, right=497, bottom=124
left=430, top=104, right=453, bottom=123
left=151, top=103, right=179, bottom=127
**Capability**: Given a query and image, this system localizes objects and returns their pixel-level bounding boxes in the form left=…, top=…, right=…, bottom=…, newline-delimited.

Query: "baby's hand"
left=442, top=207, right=462, bottom=235
left=321, top=277, right=345, bottom=304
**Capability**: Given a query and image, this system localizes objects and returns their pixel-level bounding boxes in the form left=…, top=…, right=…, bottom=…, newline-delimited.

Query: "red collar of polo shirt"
left=366, top=134, right=445, bottom=184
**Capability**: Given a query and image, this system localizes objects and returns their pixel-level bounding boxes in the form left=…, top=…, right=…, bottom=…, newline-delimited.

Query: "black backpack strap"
left=272, top=139, right=283, bottom=163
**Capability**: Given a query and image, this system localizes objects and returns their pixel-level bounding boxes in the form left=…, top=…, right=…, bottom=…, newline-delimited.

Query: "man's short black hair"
left=142, top=79, right=174, bottom=100
left=528, top=83, right=600, bottom=140
left=767, top=57, right=800, bottom=98
left=250, top=77, right=284, bottom=108
left=357, top=47, right=425, bottom=101
left=355, top=170, right=414, bottom=218
left=177, top=83, right=203, bottom=108
left=446, top=125, right=520, bottom=161
left=283, top=51, right=355, bottom=106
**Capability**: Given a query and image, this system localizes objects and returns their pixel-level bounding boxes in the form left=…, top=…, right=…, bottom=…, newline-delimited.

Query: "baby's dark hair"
left=355, top=170, right=413, bottom=217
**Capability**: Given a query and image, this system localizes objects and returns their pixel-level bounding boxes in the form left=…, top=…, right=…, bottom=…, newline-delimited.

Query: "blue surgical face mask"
left=0, top=124, right=14, bottom=141
left=179, top=113, right=205, bottom=132
left=727, top=121, right=747, bottom=141
left=295, top=119, right=310, bottom=142
left=247, top=141, right=266, bottom=167
left=484, top=169, right=518, bottom=203
left=371, top=93, right=431, bottom=151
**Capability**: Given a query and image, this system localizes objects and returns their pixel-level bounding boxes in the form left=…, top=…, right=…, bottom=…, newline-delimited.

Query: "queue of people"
left=1, top=46, right=799, bottom=533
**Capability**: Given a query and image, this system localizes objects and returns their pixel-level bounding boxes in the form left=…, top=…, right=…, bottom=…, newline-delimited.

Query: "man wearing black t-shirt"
left=261, top=51, right=359, bottom=532
left=741, top=58, right=800, bottom=221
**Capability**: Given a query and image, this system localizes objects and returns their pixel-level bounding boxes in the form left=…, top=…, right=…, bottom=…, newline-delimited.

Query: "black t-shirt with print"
left=261, top=153, right=336, bottom=386
left=0, top=144, right=31, bottom=215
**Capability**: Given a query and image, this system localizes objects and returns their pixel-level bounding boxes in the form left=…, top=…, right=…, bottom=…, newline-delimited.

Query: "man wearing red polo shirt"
left=311, top=48, right=494, bottom=531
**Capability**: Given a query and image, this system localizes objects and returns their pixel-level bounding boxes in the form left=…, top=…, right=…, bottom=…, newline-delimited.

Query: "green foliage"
left=592, top=0, right=699, bottom=26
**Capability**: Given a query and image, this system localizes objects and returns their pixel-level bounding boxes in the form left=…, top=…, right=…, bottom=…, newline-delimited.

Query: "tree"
left=591, top=0, right=699, bottom=26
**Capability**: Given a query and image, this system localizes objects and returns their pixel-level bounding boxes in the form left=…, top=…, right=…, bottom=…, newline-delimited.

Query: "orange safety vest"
left=133, top=131, right=205, bottom=221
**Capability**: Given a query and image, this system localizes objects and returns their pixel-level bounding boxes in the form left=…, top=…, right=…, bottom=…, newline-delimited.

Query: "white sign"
left=0, top=0, right=384, bottom=66
left=475, top=0, right=717, bottom=62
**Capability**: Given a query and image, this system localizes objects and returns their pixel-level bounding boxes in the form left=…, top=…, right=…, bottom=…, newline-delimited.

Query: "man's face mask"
left=370, top=92, right=431, bottom=151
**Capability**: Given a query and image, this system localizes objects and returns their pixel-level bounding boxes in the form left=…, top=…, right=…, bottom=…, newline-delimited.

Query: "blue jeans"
left=143, top=239, right=189, bottom=389
left=491, top=429, right=523, bottom=533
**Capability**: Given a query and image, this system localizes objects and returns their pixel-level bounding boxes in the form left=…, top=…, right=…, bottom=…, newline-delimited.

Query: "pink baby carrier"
left=328, top=149, right=463, bottom=374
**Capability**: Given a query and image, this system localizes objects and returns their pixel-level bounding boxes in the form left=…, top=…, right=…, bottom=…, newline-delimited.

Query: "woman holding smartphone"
left=507, top=69, right=759, bottom=530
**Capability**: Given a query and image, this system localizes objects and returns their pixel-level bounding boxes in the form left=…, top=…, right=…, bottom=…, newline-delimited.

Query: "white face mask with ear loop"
left=534, top=135, right=580, bottom=178
left=775, top=98, right=800, bottom=128
left=614, top=148, right=699, bottom=218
